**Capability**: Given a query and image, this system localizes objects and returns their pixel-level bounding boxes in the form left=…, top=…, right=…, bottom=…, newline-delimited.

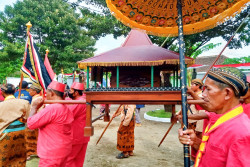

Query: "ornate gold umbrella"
left=107, top=0, right=249, bottom=37
left=106, top=1, right=249, bottom=166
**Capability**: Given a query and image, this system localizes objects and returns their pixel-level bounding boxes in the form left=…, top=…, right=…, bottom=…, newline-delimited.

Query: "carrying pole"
left=96, top=105, right=122, bottom=145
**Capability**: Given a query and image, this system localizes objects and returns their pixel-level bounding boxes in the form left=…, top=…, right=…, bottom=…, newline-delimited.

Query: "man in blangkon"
left=178, top=67, right=250, bottom=167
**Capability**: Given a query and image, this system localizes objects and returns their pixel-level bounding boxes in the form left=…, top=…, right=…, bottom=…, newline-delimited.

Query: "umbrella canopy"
left=78, top=29, right=193, bottom=68
left=107, top=0, right=249, bottom=36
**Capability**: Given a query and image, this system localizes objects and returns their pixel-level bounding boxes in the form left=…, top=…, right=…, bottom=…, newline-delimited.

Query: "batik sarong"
left=25, top=128, right=38, bottom=158
left=0, top=130, right=26, bottom=166
left=117, top=117, right=135, bottom=152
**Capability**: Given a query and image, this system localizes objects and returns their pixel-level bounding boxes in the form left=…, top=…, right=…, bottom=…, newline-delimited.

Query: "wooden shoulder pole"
left=158, top=120, right=176, bottom=147
left=96, top=104, right=122, bottom=145
left=202, top=12, right=249, bottom=81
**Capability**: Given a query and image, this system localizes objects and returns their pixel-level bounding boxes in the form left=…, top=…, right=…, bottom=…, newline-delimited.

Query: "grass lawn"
left=146, top=109, right=172, bottom=118
left=26, top=157, right=39, bottom=167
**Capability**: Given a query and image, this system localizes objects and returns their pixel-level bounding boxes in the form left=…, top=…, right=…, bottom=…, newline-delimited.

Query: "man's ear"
left=2, top=92, right=6, bottom=98
left=224, top=87, right=234, bottom=100
left=50, top=90, right=55, bottom=97
left=74, top=90, right=79, bottom=96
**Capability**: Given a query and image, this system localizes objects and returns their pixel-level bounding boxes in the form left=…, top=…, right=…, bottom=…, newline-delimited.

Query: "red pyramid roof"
left=78, top=29, right=193, bottom=68
left=121, top=29, right=152, bottom=47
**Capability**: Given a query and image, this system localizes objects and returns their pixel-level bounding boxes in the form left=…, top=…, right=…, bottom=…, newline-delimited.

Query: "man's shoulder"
left=22, top=90, right=31, bottom=96
left=225, top=113, right=250, bottom=137
left=77, top=95, right=86, bottom=100
left=4, top=98, right=29, bottom=104
left=14, top=91, right=18, bottom=96
left=0, top=99, right=30, bottom=109
left=243, top=103, right=250, bottom=117
left=46, top=103, right=69, bottom=111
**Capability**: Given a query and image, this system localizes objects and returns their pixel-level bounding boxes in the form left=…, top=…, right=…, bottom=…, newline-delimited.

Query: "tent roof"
left=78, top=29, right=193, bottom=68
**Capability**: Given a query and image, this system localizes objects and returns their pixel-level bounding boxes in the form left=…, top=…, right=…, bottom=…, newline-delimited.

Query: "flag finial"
left=26, top=21, right=32, bottom=32
left=46, top=49, right=49, bottom=54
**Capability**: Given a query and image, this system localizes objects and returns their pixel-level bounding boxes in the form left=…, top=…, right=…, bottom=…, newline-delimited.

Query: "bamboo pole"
left=96, top=104, right=122, bottom=145
left=158, top=121, right=176, bottom=147
left=43, top=99, right=204, bottom=105
left=44, top=100, right=86, bottom=104
left=201, top=12, right=249, bottom=81
left=18, top=73, right=24, bottom=99
left=92, top=113, right=105, bottom=123
left=158, top=117, right=183, bottom=147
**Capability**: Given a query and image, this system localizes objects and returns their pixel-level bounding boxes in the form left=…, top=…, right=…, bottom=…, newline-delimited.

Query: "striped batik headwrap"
left=207, top=67, right=248, bottom=97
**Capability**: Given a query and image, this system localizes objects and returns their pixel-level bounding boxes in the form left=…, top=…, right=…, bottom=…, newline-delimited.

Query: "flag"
left=21, top=32, right=52, bottom=91
left=44, top=52, right=56, bottom=80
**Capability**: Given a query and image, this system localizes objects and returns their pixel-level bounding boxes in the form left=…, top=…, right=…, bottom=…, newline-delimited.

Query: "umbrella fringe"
left=107, top=0, right=249, bottom=37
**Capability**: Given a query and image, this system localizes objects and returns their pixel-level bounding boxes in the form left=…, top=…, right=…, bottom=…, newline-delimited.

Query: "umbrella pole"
left=177, top=0, right=190, bottom=167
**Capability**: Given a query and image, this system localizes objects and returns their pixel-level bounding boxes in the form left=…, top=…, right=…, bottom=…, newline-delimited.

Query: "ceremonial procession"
left=0, top=0, right=249, bottom=167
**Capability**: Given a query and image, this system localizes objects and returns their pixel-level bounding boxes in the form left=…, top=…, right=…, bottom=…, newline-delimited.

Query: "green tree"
left=223, top=56, right=250, bottom=64
left=0, top=0, right=96, bottom=79
left=78, top=8, right=130, bottom=40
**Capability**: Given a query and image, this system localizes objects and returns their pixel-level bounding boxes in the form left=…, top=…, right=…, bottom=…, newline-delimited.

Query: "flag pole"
left=17, top=73, right=24, bottom=99
left=61, top=68, right=64, bottom=83
left=177, top=0, right=190, bottom=167
left=41, top=48, right=50, bottom=98
left=18, top=21, right=32, bottom=99
left=73, top=67, right=76, bottom=82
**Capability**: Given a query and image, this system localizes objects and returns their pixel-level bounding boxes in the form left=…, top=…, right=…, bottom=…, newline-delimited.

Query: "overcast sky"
left=1, top=0, right=249, bottom=59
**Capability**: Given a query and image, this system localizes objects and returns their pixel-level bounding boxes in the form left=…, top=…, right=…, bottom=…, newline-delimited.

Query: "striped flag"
left=44, top=51, right=56, bottom=80
left=21, top=32, right=52, bottom=91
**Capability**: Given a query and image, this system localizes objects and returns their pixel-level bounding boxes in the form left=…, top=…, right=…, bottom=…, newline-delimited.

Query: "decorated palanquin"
left=107, top=0, right=247, bottom=37
left=78, top=29, right=194, bottom=136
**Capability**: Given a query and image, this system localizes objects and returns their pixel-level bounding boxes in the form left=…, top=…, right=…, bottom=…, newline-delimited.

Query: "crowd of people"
left=0, top=66, right=250, bottom=167
left=0, top=81, right=89, bottom=167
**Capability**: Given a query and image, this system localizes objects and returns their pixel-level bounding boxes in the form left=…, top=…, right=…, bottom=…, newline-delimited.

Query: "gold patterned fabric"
left=106, top=0, right=249, bottom=36
left=25, top=128, right=38, bottom=158
left=0, top=130, right=26, bottom=167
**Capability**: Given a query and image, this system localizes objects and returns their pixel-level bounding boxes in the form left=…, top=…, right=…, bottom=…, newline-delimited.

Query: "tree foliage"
left=223, top=56, right=250, bottom=64
left=0, top=0, right=98, bottom=78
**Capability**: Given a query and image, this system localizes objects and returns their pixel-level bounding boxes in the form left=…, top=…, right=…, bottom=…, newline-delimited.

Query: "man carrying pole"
left=27, top=81, right=74, bottom=167
left=178, top=67, right=250, bottom=167
left=65, top=82, right=90, bottom=167
left=25, top=84, right=43, bottom=160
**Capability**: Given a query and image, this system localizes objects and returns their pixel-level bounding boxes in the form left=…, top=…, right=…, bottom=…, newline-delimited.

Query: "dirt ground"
left=27, top=105, right=185, bottom=167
